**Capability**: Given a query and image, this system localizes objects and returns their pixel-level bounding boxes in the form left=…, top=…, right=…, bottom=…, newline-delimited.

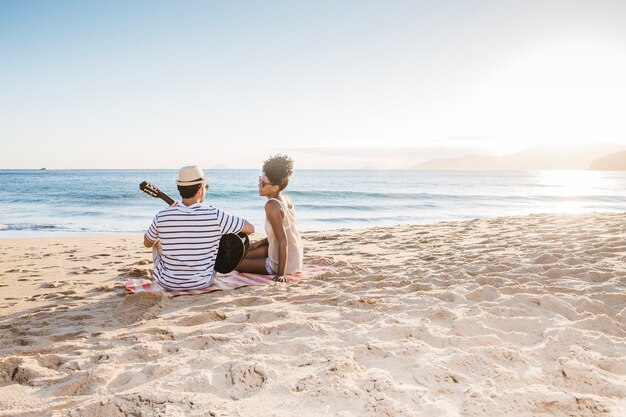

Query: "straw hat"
left=176, top=165, right=206, bottom=186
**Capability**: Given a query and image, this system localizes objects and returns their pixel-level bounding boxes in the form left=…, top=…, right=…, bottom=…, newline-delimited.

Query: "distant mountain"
left=412, top=143, right=626, bottom=170
left=588, top=150, right=626, bottom=170
left=413, top=153, right=503, bottom=170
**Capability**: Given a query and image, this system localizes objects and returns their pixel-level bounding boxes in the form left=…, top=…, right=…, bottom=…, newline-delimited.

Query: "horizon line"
left=0, top=167, right=606, bottom=172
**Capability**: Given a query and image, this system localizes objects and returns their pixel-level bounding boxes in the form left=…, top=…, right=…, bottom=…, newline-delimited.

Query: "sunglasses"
left=258, top=176, right=272, bottom=187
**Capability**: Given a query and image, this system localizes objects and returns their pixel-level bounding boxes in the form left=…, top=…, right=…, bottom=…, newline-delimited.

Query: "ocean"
left=1, top=169, right=625, bottom=237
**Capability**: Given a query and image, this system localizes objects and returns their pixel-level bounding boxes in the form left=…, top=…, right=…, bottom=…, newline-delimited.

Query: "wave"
left=297, top=203, right=438, bottom=211
left=533, top=195, right=620, bottom=203
left=0, top=223, right=62, bottom=231
left=309, top=215, right=423, bottom=223
left=287, top=190, right=441, bottom=200
left=2, top=170, right=625, bottom=236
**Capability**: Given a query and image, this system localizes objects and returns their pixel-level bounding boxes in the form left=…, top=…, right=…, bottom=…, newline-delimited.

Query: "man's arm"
left=145, top=213, right=160, bottom=248
left=144, top=234, right=155, bottom=248
left=240, top=220, right=255, bottom=235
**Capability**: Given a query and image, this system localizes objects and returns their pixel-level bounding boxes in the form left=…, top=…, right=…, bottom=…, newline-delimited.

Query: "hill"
left=413, top=143, right=626, bottom=170
left=588, top=150, right=626, bottom=170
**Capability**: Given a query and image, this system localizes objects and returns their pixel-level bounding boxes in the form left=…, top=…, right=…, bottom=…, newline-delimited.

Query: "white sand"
left=0, top=213, right=625, bottom=416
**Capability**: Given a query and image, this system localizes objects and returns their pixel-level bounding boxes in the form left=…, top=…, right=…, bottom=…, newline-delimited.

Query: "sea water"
left=1, top=169, right=625, bottom=237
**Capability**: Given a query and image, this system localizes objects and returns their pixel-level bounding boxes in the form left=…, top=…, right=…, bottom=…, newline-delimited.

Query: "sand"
left=0, top=212, right=625, bottom=416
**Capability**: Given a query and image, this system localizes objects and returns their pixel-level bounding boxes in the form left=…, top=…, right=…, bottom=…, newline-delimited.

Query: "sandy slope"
left=0, top=213, right=625, bottom=416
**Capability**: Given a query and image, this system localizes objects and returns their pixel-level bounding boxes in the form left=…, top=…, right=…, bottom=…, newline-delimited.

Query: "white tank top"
left=265, top=196, right=303, bottom=274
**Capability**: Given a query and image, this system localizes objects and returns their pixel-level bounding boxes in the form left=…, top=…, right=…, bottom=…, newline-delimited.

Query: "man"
left=144, top=165, right=254, bottom=290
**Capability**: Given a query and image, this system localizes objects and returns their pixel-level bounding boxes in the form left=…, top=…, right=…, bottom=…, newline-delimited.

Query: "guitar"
left=139, top=181, right=249, bottom=274
left=139, top=181, right=175, bottom=205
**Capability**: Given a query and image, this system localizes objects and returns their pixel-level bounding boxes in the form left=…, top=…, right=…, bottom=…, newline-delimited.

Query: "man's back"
left=146, top=202, right=244, bottom=290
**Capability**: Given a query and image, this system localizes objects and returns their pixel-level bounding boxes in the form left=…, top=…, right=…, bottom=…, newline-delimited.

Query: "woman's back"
left=265, top=196, right=303, bottom=274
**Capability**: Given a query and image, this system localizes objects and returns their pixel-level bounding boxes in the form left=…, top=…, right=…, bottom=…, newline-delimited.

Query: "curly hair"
left=263, top=154, right=294, bottom=191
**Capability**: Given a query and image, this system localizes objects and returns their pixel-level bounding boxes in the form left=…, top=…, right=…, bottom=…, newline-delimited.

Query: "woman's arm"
left=265, top=200, right=288, bottom=282
left=249, top=237, right=268, bottom=251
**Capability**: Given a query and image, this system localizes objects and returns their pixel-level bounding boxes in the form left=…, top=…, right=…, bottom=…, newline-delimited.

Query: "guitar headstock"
left=139, top=181, right=160, bottom=198
left=140, top=181, right=176, bottom=206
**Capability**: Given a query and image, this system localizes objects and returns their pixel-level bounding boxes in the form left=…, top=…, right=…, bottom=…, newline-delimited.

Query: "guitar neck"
left=158, top=191, right=175, bottom=206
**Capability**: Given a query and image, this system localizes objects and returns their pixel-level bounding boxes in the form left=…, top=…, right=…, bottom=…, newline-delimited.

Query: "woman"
left=236, top=154, right=303, bottom=282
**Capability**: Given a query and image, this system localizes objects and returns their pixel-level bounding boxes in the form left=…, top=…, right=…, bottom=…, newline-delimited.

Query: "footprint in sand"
left=48, top=330, right=89, bottom=342
left=465, top=285, right=501, bottom=302
left=178, top=311, right=227, bottom=326
left=543, top=268, right=565, bottom=279
left=37, top=354, right=67, bottom=370
left=93, top=284, right=119, bottom=292
left=0, top=357, right=42, bottom=386
left=181, top=334, right=228, bottom=350
left=114, top=292, right=165, bottom=324
left=213, top=296, right=267, bottom=308
left=310, top=235, right=338, bottom=241
left=106, top=369, right=155, bottom=392
left=204, top=361, right=267, bottom=400
left=142, top=327, right=176, bottom=341
left=52, top=370, right=107, bottom=396
left=6, top=269, right=29, bottom=273
left=352, top=343, right=390, bottom=369
left=42, top=293, right=63, bottom=300
left=247, top=309, right=288, bottom=323
left=126, top=267, right=151, bottom=277
left=533, top=253, right=559, bottom=264
left=70, top=266, right=102, bottom=275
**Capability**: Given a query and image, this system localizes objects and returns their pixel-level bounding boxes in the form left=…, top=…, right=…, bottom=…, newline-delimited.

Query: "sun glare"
left=539, top=170, right=604, bottom=195
left=537, top=170, right=609, bottom=213
left=451, top=41, right=626, bottom=151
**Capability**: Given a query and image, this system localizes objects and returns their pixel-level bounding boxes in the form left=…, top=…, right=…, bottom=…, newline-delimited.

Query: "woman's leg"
left=235, top=257, right=270, bottom=274
left=244, top=243, right=268, bottom=259
left=235, top=241, right=270, bottom=273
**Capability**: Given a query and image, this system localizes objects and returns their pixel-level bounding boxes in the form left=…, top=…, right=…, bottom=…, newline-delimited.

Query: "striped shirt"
left=145, top=202, right=244, bottom=290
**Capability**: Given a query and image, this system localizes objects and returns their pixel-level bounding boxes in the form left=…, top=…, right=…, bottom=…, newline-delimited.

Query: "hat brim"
left=176, top=177, right=206, bottom=186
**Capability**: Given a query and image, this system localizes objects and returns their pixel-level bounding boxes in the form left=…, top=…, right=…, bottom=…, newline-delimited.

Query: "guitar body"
left=215, top=232, right=250, bottom=273
left=140, top=181, right=249, bottom=273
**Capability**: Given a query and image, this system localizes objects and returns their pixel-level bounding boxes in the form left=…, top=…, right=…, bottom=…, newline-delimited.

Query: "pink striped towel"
left=125, top=264, right=337, bottom=297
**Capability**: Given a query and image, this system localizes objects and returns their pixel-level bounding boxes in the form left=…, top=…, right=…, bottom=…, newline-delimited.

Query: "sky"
left=1, top=0, right=626, bottom=169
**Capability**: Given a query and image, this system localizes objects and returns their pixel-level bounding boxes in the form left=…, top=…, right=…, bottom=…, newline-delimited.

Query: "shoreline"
left=2, top=209, right=625, bottom=240
left=1, top=212, right=625, bottom=416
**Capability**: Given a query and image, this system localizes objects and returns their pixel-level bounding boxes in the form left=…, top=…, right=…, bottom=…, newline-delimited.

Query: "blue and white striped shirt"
left=145, top=202, right=244, bottom=290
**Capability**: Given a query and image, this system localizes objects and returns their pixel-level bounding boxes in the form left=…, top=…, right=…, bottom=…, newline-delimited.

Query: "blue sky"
left=2, top=1, right=626, bottom=168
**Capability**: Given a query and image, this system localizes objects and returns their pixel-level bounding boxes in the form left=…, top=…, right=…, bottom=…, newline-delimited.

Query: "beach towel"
left=125, top=264, right=337, bottom=297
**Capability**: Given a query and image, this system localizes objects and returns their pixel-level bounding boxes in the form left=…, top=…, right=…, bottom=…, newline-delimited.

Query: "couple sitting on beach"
left=143, top=154, right=304, bottom=291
